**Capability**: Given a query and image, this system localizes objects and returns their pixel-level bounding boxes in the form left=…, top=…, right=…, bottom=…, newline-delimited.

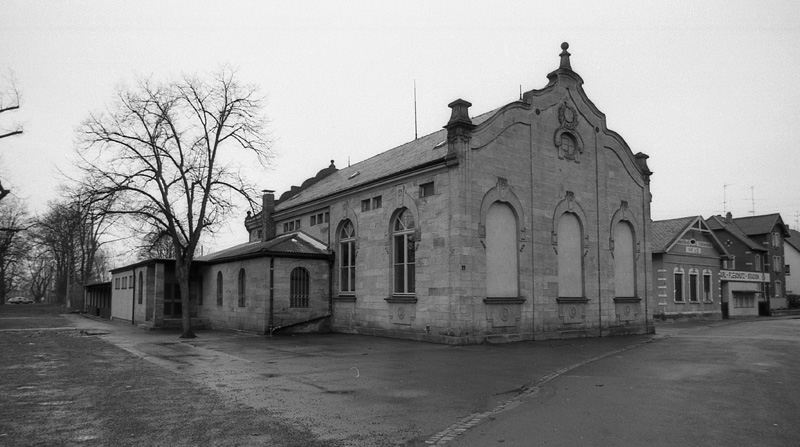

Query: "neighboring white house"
left=785, top=229, right=800, bottom=297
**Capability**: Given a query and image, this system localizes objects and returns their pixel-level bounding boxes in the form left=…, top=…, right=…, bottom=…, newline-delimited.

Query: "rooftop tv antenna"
left=414, top=79, right=418, bottom=140
left=750, top=186, right=755, bottom=215
left=723, top=183, right=732, bottom=214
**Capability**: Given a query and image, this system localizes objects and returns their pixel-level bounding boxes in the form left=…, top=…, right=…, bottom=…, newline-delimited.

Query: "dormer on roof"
left=278, top=160, right=338, bottom=203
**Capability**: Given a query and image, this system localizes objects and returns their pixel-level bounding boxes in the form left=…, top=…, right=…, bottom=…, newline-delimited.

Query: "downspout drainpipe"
left=268, top=256, right=275, bottom=333
left=328, top=254, right=334, bottom=315
left=594, top=126, right=602, bottom=337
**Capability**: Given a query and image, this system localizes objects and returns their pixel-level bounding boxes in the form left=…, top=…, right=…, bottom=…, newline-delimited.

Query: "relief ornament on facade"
left=554, top=101, right=584, bottom=162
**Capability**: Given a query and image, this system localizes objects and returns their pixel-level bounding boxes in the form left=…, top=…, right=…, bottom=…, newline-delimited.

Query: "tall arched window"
left=339, top=220, right=356, bottom=294
left=614, top=221, right=635, bottom=298
left=557, top=213, right=583, bottom=298
left=237, top=268, right=246, bottom=307
left=216, top=271, right=223, bottom=306
left=486, top=202, right=518, bottom=298
left=393, top=209, right=415, bottom=295
left=290, top=267, right=310, bottom=307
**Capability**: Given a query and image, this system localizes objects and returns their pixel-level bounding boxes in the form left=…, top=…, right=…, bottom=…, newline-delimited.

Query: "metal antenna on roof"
left=414, top=79, right=418, bottom=140
left=723, top=183, right=732, bottom=215
left=750, top=186, right=755, bottom=215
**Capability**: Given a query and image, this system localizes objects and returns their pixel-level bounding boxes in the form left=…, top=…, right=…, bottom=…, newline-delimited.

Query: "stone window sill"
left=613, top=297, right=641, bottom=303
left=557, top=297, right=589, bottom=304
left=483, top=297, right=526, bottom=304
left=385, top=296, right=417, bottom=304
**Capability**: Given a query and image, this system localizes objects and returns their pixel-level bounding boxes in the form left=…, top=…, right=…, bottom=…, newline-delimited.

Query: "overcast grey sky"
left=2, top=0, right=800, bottom=263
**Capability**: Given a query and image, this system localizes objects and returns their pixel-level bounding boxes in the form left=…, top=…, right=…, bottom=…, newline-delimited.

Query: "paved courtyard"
left=2, top=306, right=799, bottom=446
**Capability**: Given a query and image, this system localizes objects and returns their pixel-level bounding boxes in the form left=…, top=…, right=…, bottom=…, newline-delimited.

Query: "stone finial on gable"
left=446, top=99, right=473, bottom=127
left=559, top=42, right=572, bottom=70
left=444, top=99, right=476, bottom=144
left=443, top=99, right=476, bottom=164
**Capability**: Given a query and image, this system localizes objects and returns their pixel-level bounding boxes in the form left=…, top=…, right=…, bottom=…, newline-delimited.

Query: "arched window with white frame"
left=392, top=209, right=415, bottom=295
left=339, top=220, right=356, bottom=294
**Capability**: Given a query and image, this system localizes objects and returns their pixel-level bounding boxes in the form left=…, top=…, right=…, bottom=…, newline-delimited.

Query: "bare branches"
left=74, top=68, right=273, bottom=337
left=0, top=70, right=23, bottom=141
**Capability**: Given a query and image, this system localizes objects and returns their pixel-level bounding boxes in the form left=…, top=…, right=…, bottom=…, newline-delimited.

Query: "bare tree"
left=34, top=190, right=114, bottom=308
left=25, top=245, right=54, bottom=303
left=137, top=230, right=176, bottom=260
left=76, top=68, right=271, bottom=338
left=0, top=71, right=23, bottom=201
left=0, top=197, right=31, bottom=304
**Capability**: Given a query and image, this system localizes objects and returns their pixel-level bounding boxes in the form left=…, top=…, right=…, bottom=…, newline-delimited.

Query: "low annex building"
left=99, top=43, right=656, bottom=343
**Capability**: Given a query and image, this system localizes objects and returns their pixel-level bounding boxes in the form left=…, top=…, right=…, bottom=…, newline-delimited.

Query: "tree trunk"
left=176, top=257, right=196, bottom=339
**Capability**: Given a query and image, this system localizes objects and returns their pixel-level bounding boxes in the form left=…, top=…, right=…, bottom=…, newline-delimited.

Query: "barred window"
left=290, top=267, right=310, bottom=307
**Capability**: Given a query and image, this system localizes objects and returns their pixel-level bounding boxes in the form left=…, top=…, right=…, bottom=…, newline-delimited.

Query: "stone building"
left=242, top=42, right=655, bottom=343
left=101, top=43, right=656, bottom=343
left=651, top=216, right=727, bottom=319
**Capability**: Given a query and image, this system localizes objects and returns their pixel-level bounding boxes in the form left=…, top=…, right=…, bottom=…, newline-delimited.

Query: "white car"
left=7, top=296, right=33, bottom=304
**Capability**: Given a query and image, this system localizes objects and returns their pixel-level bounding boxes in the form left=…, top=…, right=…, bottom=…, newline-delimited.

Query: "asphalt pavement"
left=57, top=314, right=799, bottom=446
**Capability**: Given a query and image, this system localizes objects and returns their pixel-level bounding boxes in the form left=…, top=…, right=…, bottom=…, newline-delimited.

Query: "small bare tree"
left=76, top=68, right=271, bottom=338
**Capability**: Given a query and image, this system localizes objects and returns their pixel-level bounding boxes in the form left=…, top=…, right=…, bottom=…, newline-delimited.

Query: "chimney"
left=444, top=99, right=475, bottom=164
left=726, top=212, right=733, bottom=223
left=262, top=190, right=276, bottom=241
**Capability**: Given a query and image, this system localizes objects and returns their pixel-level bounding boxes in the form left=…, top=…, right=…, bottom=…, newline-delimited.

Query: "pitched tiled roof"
left=651, top=216, right=697, bottom=253
left=274, top=108, right=501, bottom=212
left=196, top=232, right=330, bottom=264
left=786, top=229, right=800, bottom=252
left=732, top=213, right=789, bottom=237
left=706, top=215, right=765, bottom=252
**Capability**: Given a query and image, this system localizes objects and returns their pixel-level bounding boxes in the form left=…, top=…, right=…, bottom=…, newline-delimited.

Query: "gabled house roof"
left=273, top=108, right=500, bottom=213
left=195, top=231, right=331, bottom=265
left=651, top=216, right=697, bottom=253
left=732, top=213, right=790, bottom=237
left=651, top=216, right=729, bottom=256
left=786, top=228, right=800, bottom=253
left=706, top=215, right=767, bottom=252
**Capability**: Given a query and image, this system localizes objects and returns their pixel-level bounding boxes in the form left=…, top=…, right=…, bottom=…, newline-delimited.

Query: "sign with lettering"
left=719, top=270, right=769, bottom=282
left=685, top=246, right=702, bottom=254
